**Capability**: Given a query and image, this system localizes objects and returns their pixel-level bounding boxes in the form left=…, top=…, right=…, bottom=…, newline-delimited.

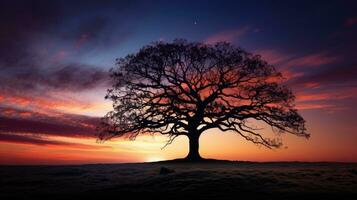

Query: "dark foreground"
left=1, top=161, right=357, bottom=200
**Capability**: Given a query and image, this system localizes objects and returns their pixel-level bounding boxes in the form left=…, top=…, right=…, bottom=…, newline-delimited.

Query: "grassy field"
left=1, top=161, right=357, bottom=199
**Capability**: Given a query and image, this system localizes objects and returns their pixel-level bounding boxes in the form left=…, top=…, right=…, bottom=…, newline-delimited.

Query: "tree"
left=98, top=39, right=309, bottom=161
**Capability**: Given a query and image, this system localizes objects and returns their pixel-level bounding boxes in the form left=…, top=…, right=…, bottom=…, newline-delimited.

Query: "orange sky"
left=1, top=106, right=356, bottom=165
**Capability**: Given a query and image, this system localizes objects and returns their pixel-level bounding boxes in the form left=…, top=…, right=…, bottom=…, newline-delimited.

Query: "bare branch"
left=98, top=39, right=309, bottom=151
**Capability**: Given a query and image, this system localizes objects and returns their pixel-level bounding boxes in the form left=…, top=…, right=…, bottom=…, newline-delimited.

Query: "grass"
left=1, top=161, right=357, bottom=199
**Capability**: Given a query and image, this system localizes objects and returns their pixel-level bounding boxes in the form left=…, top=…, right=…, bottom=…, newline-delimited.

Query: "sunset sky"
left=1, top=0, right=357, bottom=164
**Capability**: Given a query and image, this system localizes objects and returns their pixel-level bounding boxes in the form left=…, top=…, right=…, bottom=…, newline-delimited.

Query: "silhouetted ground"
left=1, top=161, right=357, bottom=199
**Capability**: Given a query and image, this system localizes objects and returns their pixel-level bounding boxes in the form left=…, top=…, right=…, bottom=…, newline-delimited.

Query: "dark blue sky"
left=2, top=0, right=356, bottom=68
left=1, top=0, right=356, bottom=102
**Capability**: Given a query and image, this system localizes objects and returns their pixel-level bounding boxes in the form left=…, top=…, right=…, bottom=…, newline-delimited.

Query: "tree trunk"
left=185, top=134, right=202, bottom=161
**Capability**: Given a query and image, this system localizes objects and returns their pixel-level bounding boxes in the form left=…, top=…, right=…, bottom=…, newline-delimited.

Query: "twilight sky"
left=1, top=0, right=357, bottom=164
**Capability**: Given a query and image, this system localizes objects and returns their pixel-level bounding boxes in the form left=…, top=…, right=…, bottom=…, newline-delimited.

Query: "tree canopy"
left=98, top=39, right=309, bottom=160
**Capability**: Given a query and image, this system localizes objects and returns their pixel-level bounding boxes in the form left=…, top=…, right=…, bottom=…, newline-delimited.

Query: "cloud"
left=283, top=52, right=339, bottom=68
left=256, top=49, right=340, bottom=69
left=68, top=16, right=132, bottom=52
left=289, top=65, right=357, bottom=111
left=0, top=1, right=113, bottom=123
left=255, top=49, right=293, bottom=65
left=204, top=27, right=250, bottom=44
left=0, top=102, right=110, bottom=149
left=292, top=84, right=356, bottom=111
left=255, top=48, right=356, bottom=112
left=0, top=1, right=132, bottom=96
left=0, top=1, right=133, bottom=121
left=295, top=90, right=352, bottom=102
left=0, top=133, right=110, bottom=149
left=0, top=57, right=110, bottom=117
left=295, top=96, right=349, bottom=111
left=0, top=116, right=95, bottom=138
left=295, top=103, right=334, bottom=110
left=0, top=107, right=100, bottom=138
left=0, top=90, right=109, bottom=117
left=0, top=0, right=62, bottom=68
left=0, top=63, right=109, bottom=94
left=254, top=48, right=347, bottom=85
left=290, top=65, right=357, bottom=88
left=0, top=0, right=133, bottom=69
left=345, top=16, right=357, bottom=27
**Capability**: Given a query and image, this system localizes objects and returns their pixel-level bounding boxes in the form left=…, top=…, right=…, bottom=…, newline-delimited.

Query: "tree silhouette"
left=98, top=39, right=309, bottom=161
